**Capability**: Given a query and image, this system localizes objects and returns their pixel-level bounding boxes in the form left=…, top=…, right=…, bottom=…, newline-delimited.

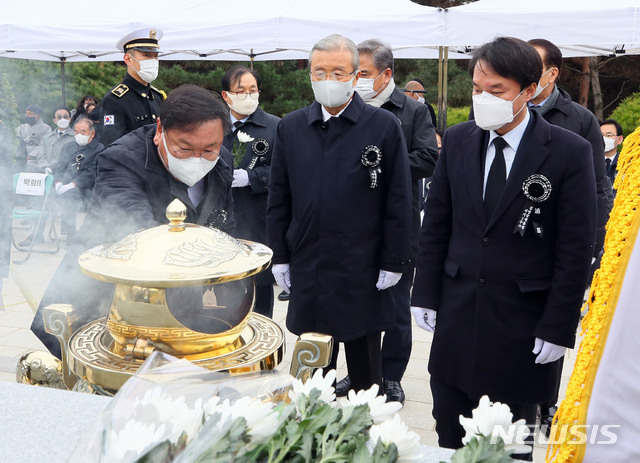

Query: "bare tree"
left=590, top=57, right=604, bottom=121
left=578, top=57, right=590, bottom=108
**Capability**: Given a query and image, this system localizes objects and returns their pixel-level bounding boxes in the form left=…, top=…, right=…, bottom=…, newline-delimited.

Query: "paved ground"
left=0, top=218, right=578, bottom=462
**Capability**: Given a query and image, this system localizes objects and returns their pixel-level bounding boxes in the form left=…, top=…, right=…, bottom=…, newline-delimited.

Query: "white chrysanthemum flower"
left=104, top=420, right=167, bottom=462
left=369, top=414, right=422, bottom=462
left=339, top=384, right=402, bottom=424
left=202, top=395, right=221, bottom=419
left=288, top=368, right=336, bottom=404
left=236, top=131, right=254, bottom=143
left=459, top=395, right=531, bottom=455
left=216, top=397, right=278, bottom=442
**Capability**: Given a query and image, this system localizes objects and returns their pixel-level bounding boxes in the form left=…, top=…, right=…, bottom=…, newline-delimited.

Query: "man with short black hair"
left=411, top=37, right=596, bottom=459
left=32, top=85, right=235, bottom=358
left=600, top=118, right=624, bottom=185
left=16, top=103, right=52, bottom=173
left=221, top=66, right=280, bottom=318
left=98, top=27, right=166, bottom=146
left=527, top=38, right=612, bottom=431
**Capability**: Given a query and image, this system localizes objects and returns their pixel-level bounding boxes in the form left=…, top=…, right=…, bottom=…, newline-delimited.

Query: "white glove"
left=411, top=306, right=436, bottom=333
left=54, top=182, right=62, bottom=193
left=232, top=169, right=250, bottom=188
left=533, top=337, right=566, bottom=364
left=57, top=183, right=75, bottom=195
left=376, top=270, right=402, bottom=290
left=272, top=263, right=291, bottom=293
left=44, top=167, right=52, bottom=175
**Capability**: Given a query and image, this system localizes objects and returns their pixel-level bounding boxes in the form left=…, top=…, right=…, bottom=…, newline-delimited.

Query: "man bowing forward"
left=411, top=37, right=596, bottom=459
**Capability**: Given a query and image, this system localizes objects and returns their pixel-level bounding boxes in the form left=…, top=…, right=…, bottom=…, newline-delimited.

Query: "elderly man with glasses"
left=32, top=85, right=235, bottom=358
left=267, top=34, right=412, bottom=394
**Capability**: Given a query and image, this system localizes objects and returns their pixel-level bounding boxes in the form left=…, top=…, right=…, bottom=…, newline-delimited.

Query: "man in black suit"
left=411, top=37, right=596, bottom=459
left=601, top=119, right=624, bottom=187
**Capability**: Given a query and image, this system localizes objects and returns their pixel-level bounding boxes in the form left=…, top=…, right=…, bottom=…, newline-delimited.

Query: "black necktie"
left=234, top=120, right=244, bottom=131
left=484, top=137, right=508, bottom=217
left=605, top=158, right=612, bottom=170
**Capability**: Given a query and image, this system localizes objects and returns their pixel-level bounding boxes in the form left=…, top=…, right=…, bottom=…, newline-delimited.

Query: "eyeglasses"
left=310, top=69, right=357, bottom=81
left=227, top=91, right=260, bottom=101
left=54, top=114, right=70, bottom=120
left=165, top=132, right=220, bottom=160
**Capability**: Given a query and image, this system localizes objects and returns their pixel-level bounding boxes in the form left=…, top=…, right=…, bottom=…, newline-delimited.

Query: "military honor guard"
left=98, top=27, right=166, bottom=146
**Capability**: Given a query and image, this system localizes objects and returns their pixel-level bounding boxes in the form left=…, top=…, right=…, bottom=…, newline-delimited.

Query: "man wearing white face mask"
left=267, top=34, right=412, bottom=395
left=410, top=37, right=596, bottom=458
left=31, top=86, right=235, bottom=358
left=41, top=107, right=76, bottom=171
left=526, top=38, right=612, bottom=434
left=221, top=66, right=280, bottom=318
left=98, top=27, right=166, bottom=147
left=51, top=117, right=104, bottom=239
left=600, top=119, right=624, bottom=186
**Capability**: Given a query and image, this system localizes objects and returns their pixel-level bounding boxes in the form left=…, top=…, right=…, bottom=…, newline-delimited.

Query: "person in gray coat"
left=15, top=104, right=52, bottom=173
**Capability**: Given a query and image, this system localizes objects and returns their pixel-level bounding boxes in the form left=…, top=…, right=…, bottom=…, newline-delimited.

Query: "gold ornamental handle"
left=289, top=332, right=334, bottom=382
left=166, top=198, right=187, bottom=232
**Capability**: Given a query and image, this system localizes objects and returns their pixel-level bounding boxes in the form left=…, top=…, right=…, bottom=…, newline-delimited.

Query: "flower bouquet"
left=231, top=131, right=254, bottom=168
left=70, top=352, right=422, bottom=463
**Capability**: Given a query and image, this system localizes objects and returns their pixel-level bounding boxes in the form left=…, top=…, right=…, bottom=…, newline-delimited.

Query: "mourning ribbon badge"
left=248, top=138, right=269, bottom=169
left=514, top=174, right=552, bottom=238
left=73, top=153, right=85, bottom=170
left=361, top=145, right=382, bottom=189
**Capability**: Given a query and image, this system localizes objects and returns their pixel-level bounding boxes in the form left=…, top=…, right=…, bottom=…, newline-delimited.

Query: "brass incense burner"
left=19, top=200, right=334, bottom=394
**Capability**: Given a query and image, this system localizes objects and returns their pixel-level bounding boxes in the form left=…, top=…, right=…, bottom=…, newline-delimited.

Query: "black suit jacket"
left=412, top=111, right=596, bottom=403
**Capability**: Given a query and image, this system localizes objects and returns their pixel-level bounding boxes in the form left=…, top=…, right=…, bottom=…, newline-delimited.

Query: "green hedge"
left=609, top=92, right=640, bottom=137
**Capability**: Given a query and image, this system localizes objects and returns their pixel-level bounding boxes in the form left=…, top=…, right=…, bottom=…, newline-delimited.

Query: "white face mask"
left=353, top=72, right=383, bottom=101
left=161, top=131, right=218, bottom=187
left=226, top=92, right=259, bottom=116
left=56, top=118, right=70, bottom=130
left=603, top=136, right=617, bottom=153
left=311, top=75, right=356, bottom=108
left=472, top=89, right=526, bottom=131
left=75, top=133, right=90, bottom=146
left=532, top=67, right=556, bottom=99
left=130, top=55, right=159, bottom=83
left=417, top=96, right=425, bottom=104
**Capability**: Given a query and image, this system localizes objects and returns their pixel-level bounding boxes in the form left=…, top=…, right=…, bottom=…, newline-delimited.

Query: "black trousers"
left=381, top=265, right=414, bottom=381
left=430, top=377, right=536, bottom=461
left=325, top=332, right=382, bottom=393
left=253, top=283, right=274, bottom=318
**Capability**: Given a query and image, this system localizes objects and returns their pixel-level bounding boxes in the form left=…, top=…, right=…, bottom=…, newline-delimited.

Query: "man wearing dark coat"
left=31, top=85, right=235, bottom=358
left=221, top=66, right=280, bottom=318
left=527, top=38, right=613, bottom=431
left=331, top=39, right=438, bottom=404
left=267, top=34, right=412, bottom=394
left=411, top=37, right=596, bottom=458
left=97, top=27, right=166, bottom=147
left=52, top=117, right=104, bottom=238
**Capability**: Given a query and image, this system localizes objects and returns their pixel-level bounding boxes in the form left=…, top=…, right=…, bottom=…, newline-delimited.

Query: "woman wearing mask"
left=70, top=95, right=98, bottom=126
left=221, top=66, right=281, bottom=317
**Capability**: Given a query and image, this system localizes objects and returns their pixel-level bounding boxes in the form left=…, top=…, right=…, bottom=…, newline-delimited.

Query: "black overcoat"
left=222, top=107, right=280, bottom=244
left=52, top=138, right=104, bottom=199
left=267, top=94, right=412, bottom=341
left=411, top=111, right=596, bottom=403
left=32, top=125, right=234, bottom=357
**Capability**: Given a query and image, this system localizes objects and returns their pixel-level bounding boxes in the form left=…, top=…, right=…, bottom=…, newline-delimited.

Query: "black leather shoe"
left=540, top=406, right=557, bottom=437
left=277, top=290, right=290, bottom=301
left=384, top=380, right=405, bottom=405
left=335, top=376, right=351, bottom=397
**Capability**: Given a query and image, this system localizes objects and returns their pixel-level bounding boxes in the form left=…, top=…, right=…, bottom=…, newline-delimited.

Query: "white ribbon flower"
left=288, top=368, right=336, bottom=405
left=236, top=130, right=254, bottom=143
left=368, top=414, right=422, bottom=462
left=104, top=420, right=168, bottom=462
left=338, top=384, right=402, bottom=424
left=459, top=395, right=532, bottom=455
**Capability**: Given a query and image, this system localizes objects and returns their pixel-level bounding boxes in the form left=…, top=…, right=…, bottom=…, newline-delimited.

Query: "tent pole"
left=60, top=58, right=66, bottom=108
left=437, top=46, right=448, bottom=132
left=250, top=49, right=254, bottom=70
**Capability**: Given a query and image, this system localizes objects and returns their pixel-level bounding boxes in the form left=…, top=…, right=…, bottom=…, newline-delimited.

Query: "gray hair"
left=309, top=34, right=359, bottom=72
left=74, top=116, right=94, bottom=132
left=357, top=39, right=394, bottom=75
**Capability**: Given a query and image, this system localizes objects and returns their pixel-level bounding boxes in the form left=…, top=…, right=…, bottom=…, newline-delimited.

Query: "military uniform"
left=98, top=73, right=165, bottom=146
left=97, top=26, right=166, bottom=146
